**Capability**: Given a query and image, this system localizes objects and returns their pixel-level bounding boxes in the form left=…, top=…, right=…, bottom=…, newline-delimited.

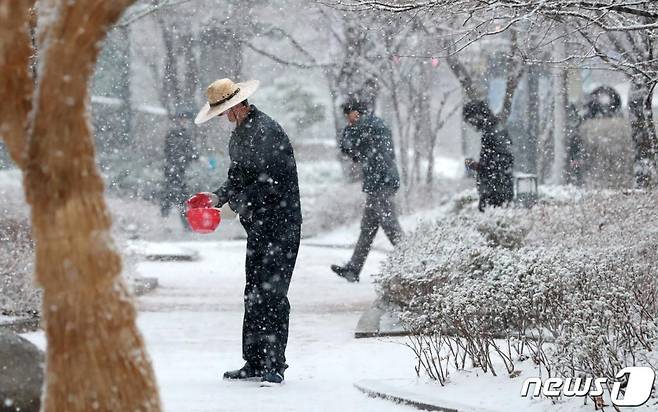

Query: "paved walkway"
left=136, top=240, right=417, bottom=412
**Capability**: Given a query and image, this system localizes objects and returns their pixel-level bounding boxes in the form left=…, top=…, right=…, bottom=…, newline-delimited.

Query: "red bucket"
left=186, top=207, right=221, bottom=234
left=186, top=193, right=215, bottom=211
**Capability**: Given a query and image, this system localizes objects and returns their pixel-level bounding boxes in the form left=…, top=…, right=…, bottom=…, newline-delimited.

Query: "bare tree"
left=0, top=1, right=161, bottom=411
left=243, top=3, right=520, bottom=190
left=240, top=10, right=380, bottom=181
left=329, top=0, right=658, bottom=187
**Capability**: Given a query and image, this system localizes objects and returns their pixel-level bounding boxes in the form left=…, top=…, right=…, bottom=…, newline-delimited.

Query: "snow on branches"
left=377, top=189, right=658, bottom=386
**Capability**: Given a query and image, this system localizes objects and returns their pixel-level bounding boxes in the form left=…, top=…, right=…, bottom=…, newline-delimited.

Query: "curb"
left=354, top=300, right=555, bottom=343
left=355, top=300, right=407, bottom=339
left=0, top=316, right=40, bottom=334
left=354, top=379, right=496, bottom=412
left=133, top=277, right=159, bottom=296
left=0, top=276, right=159, bottom=333
left=301, top=242, right=391, bottom=254
left=144, top=250, right=199, bottom=262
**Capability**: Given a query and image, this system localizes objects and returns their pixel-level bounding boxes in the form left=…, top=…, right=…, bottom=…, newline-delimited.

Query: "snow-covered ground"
left=12, top=162, right=654, bottom=411
left=20, top=217, right=657, bottom=411
left=24, top=238, right=418, bottom=412
left=135, top=239, right=421, bottom=412
left=23, top=233, right=631, bottom=412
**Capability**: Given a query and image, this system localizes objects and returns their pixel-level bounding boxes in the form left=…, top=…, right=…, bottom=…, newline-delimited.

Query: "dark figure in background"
left=331, top=98, right=403, bottom=283
left=161, top=111, right=196, bottom=227
left=194, top=78, right=301, bottom=385
left=463, top=101, right=514, bottom=212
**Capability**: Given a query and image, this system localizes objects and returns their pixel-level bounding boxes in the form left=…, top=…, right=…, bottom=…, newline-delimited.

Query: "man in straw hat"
left=194, top=78, right=302, bottom=385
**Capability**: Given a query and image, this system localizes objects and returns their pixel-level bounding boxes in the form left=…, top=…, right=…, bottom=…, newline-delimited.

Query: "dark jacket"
left=340, top=113, right=400, bottom=193
left=214, top=106, right=302, bottom=225
left=478, top=122, right=514, bottom=210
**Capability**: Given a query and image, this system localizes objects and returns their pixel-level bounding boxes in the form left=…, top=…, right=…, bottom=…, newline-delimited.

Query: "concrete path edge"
left=354, top=379, right=497, bottom=412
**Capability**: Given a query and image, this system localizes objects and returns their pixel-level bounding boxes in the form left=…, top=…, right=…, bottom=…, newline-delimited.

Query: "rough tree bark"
left=0, top=0, right=34, bottom=170
left=0, top=1, right=161, bottom=411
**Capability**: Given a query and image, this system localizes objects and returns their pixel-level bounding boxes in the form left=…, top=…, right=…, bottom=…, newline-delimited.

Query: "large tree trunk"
left=0, top=0, right=35, bottom=170
left=1, top=2, right=161, bottom=411
left=629, top=79, right=658, bottom=189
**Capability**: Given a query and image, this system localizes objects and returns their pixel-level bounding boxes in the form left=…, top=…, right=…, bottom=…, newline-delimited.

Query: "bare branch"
left=117, top=0, right=196, bottom=27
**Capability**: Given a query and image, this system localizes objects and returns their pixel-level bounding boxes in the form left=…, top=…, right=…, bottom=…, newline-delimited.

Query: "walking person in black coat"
left=463, top=100, right=514, bottom=212
left=331, top=98, right=403, bottom=283
left=193, top=78, right=302, bottom=385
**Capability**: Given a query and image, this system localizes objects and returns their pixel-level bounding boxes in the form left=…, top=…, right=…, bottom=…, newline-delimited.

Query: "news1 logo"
left=521, top=367, right=656, bottom=407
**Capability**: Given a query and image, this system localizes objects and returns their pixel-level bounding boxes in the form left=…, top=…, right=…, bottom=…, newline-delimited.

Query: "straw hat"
left=194, top=78, right=260, bottom=124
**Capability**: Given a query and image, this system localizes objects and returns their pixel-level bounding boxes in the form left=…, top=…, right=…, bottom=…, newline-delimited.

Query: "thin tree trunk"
left=446, top=55, right=482, bottom=102
left=159, top=16, right=182, bottom=121
left=118, top=25, right=133, bottom=146
left=629, top=79, right=658, bottom=188
left=1, top=2, right=161, bottom=411
left=414, top=64, right=431, bottom=186
left=386, top=65, right=409, bottom=186
left=526, top=63, right=541, bottom=175
left=498, top=29, right=525, bottom=125
left=426, top=130, right=438, bottom=185
left=552, top=37, right=568, bottom=185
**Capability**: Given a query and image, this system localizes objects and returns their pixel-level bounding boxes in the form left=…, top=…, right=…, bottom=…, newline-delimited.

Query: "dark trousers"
left=349, top=191, right=403, bottom=275
left=477, top=173, right=514, bottom=212
left=242, top=219, right=300, bottom=373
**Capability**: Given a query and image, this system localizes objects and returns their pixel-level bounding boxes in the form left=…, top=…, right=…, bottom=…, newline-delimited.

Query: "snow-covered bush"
left=378, top=189, right=658, bottom=387
left=0, top=218, right=40, bottom=316
left=0, top=170, right=40, bottom=316
left=0, top=170, right=160, bottom=317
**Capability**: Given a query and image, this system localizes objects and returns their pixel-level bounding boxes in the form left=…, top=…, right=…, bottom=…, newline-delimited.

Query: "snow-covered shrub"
left=378, top=189, right=658, bottom=386
left=0, top=218, right=40, bottom=316
left=0, top=170, right=40, bottom=316
left=547, top=244, right=658, bottom=381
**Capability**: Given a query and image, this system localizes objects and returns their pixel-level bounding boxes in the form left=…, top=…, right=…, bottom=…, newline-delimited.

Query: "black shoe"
left=223, top=363, right=261, bottom=381
left=331, top=264, right=359, bottom=283
left=261, top=370, right=284, bottom=385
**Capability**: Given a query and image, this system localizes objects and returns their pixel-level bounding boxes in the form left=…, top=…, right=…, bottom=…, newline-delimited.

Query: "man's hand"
left=228, top=194, right=253, bottom=221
